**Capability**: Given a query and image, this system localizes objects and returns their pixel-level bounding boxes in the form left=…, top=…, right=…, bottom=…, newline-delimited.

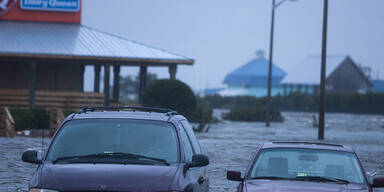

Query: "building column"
left=113, top=65, right=120, bottom=102
left=298, top=84, right=303, bottom=93
left=80, top=64, right=85, bottom=92
left=104, top=64, right=110, bottom=106
left=313, top=85, right=318, bottom=96
left=169, top=65, right=177, bottom=80
left=94, top=64, right=101, bottom=93
left=283, top=84, right=287, bottom=96
left=28, top=62, right=37, bottom=110
left=289, top=84, right=294, bottom=95
left=139, top=65, right=148, bottom=104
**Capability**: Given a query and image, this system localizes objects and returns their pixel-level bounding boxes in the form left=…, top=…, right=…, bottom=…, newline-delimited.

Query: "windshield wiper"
left=296, top=176, right=349, bottom=184
left=52, top=153, right=108, bottom=164
left=111, top=152, right=170, bottom=166
left=250, top=176, right=294, bottom=180
left=52, top=152, right=169, bottom=166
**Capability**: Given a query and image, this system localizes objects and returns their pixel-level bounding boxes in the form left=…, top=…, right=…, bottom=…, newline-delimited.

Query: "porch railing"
left=0, top=89, right=104, bottom=110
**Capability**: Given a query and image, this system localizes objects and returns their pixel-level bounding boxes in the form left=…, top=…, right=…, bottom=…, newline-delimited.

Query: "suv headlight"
left=30, top=189, right=58, bottom=192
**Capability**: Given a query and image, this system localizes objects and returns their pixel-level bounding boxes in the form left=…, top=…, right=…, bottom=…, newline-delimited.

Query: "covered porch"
left=0, top=21, right=194, bottom=109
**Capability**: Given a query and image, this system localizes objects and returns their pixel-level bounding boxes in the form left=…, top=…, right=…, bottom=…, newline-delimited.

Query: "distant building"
left=204, top=88, right=225, bottom=96
left=371, top=80, right=384, bottom=93
left=282, top=55, right=372, bottom=95
left=221, top=50, right=287, bottom=97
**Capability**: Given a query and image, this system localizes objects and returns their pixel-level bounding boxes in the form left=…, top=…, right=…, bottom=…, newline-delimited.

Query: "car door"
left=178, top=122, right=201, bottom=192
left=180, top=120, right=209, bottom=192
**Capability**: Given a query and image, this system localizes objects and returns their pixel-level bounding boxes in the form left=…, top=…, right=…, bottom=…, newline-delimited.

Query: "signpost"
left=20, top=0, right=80, bottom=12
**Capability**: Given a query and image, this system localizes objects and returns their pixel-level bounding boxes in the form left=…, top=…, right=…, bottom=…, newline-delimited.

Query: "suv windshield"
left=46, top=119, right=179, bottom=164
left=248, top=148, right=366, bottom=185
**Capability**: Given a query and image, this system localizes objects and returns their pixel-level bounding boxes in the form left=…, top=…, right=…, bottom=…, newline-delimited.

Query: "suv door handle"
left=198, top=177, right=205, bottom=184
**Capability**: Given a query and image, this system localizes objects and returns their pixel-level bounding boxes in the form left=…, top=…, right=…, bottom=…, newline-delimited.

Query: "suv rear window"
left=47, top=119, right=179, bottom=163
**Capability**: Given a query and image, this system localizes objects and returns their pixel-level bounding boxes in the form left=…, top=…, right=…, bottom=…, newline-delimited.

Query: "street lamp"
left=266, top=0, right=297, bottom=127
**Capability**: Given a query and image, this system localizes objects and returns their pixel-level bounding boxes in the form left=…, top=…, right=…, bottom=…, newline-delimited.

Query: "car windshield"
left=248, top=148, right=366, bottom=184
left=46, top=119, right=179, bottom=164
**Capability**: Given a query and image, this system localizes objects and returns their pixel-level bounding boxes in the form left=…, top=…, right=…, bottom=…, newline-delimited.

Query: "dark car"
left=22, top=106, right=209, bottom=192
left=227, top=141, right=384, bottom=192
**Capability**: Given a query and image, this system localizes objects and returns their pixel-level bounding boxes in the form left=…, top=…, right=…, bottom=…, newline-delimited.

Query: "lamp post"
left=266, top=0, right=297, bottom=127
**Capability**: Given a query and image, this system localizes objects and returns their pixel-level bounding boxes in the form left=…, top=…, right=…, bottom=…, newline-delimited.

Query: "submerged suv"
left=227, top=141, right=384, bottom=192
left=22, top=106, right=209, bottom=192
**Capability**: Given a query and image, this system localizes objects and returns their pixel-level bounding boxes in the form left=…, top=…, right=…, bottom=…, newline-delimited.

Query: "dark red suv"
left=22, top=106, right=209, bottom=192
left=227, top=142, right=384, bottom=192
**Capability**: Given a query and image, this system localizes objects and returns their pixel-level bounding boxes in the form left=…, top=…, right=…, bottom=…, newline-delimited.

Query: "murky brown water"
left=1, top=111, right=384, bottom=192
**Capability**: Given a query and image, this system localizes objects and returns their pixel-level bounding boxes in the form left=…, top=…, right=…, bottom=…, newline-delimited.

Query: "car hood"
left=245, top=180, right=370, bottom=192
left=37, top=163, right=179, bottom=191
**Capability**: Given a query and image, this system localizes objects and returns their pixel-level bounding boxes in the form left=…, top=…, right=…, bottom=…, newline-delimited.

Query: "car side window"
left=181, top=120, right=202, bottom=154
left=178, top=122, right=194, bottom=163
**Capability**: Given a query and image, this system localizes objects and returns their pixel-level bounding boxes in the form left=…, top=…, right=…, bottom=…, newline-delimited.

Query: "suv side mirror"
left=227, top=170, right=243, bottom=182
left=184, top=154, right=209, bottom=174
left=372, top=177, right=384, bottom=188
left=22, top=150, right=42, bottom=164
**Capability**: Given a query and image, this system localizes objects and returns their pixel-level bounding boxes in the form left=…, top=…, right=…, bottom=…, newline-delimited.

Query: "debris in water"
left=312, top=115, right=318, bottom=128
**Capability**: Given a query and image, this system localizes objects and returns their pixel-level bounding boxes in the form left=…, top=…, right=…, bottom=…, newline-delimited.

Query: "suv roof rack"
left=78, top=106, right=178, bottom=116
left=271, top=141, right=344, bottom=148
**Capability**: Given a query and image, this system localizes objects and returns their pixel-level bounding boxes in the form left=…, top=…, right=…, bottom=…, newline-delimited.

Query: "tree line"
left=202, top=92, right=384, bottom=114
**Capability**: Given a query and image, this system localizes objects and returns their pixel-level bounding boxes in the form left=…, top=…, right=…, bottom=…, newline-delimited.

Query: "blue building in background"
left=371, top=80, right=384, bottom=93
left=204, top=52, right=382, bottom=97
left=221, top=50, right=287, bottom=97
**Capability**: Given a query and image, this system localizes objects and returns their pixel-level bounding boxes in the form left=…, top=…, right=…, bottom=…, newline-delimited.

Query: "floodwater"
left=0, top=137, right=49, bottom=192
left=1, top=111, right=384, bottom=192
left=197, top=110, right=384, bottom=191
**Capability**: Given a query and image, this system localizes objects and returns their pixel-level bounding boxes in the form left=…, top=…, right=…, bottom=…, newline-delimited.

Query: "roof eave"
left=0, top=52, right=194, bottom=65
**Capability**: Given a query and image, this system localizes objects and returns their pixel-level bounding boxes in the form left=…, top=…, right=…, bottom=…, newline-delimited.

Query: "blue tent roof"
left=371, top=80, right=384, bottom=92
left=223, top=56, right=287, bottom=86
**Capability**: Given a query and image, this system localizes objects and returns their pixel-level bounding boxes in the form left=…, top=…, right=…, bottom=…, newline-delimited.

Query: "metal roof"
left=0, top=21, right=194, bottom=65
left=281, top=55, right=347, bottom=85
left=223, top=55, right=287, bottom=86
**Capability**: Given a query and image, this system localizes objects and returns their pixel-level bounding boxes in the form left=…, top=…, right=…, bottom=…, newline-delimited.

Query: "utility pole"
left=266, top=0, right=276, bottom=127
left=266, top=0, right=297, bottom=127
left=318, top=0, right=329, bottom=140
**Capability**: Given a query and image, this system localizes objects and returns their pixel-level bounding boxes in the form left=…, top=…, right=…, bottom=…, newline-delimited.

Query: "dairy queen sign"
left=20, top=0, right=80, bottom=12
left=0, top=0, right=17, bottom=15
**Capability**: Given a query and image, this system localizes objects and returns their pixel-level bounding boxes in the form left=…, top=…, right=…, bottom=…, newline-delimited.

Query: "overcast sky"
left=82, top=0, right=384, bottom=92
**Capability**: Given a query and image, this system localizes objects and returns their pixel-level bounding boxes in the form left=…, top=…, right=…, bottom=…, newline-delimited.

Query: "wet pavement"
left=1, top=111, right=384, bottom=192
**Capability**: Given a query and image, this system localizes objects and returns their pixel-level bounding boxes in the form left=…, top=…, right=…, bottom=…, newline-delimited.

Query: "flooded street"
left=0, top=137, right=49, bottom=192
left=1, top=111, right=384, bottom=192
left=196, top=111, right=384, bottom=191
